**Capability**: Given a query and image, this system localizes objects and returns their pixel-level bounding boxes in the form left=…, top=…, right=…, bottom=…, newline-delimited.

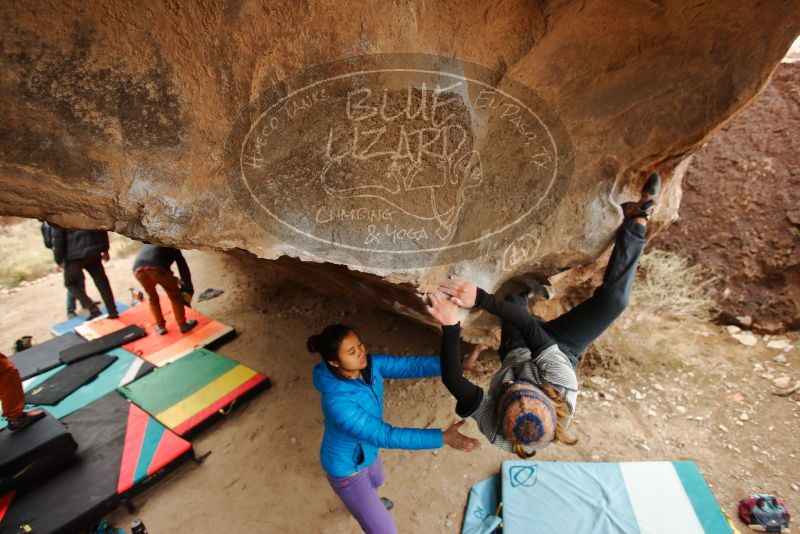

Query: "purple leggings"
left=328, top=456, right=396, bottom=534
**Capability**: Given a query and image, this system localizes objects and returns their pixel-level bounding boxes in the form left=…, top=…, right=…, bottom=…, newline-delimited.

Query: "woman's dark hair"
left=307, top=324, right=355, bottom=364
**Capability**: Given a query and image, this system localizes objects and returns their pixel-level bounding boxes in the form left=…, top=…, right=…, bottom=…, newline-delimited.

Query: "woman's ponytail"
left=306, top=334, right=320, bottom=354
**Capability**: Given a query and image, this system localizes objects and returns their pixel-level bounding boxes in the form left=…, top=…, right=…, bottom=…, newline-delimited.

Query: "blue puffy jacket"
left=312, top=354, right=443, bottom=478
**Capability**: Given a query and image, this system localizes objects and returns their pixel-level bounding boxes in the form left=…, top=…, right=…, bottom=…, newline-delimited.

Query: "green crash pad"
left=118, top=348, right=269, bottom=436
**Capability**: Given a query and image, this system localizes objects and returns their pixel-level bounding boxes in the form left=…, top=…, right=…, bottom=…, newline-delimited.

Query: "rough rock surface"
left=0, top=1, right=798, bottom=340
left=652, top=61, right=800, bottom=333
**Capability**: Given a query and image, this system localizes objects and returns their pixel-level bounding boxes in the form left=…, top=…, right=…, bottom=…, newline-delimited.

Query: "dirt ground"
left=0, top=248, right=797, bottom=533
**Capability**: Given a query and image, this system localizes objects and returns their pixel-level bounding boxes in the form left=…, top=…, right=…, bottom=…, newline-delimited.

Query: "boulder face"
left=225, top=53, right=575, bottom=270
left=0, top=2, right=798, bottom=340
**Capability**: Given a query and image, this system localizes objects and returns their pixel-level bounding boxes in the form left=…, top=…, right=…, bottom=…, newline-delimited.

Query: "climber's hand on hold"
left=426, top=291, right=460, bottom=326
left=439, top=276, right=478, bottom=308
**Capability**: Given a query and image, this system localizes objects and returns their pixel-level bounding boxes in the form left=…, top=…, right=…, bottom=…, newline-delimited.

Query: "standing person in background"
left=133, top=244, right=197, bottom=335
left=41, top=221, right=82, bottom=318
left=51, top=226, right=118, bottom=320
left=0, top=351, right=45, bottom=431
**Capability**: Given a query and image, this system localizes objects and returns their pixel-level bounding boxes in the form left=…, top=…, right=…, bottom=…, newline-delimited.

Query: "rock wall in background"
left=652, top=61, right=800, bottom=333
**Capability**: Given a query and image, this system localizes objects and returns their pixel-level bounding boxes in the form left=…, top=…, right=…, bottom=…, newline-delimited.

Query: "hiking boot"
left=500, top=275, right=553, bottom=301
left=87, top=306, right=102, bottom=320
left=179, top=319, right=198, bottom=334
left=155, top=325, right=168, bottom=335
left=107, top=311, right=119, bottom=319
left=380, top=497, right=394, bottom=511
left=7, top=410, right=46, bottom=432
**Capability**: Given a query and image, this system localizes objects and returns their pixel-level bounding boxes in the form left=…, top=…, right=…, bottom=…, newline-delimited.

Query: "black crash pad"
left=0, top=412, right=77, bottom=494
left=0, top=392, right=192, bottom=534
left=26, top=355, right=118, bottom=406
left=59, top=325, right=146, bottom=364
left=10, top=333, right=85, bottom=381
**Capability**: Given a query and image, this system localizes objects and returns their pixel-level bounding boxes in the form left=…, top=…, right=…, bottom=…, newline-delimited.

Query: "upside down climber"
left=427, top=173, right=662, bottom=458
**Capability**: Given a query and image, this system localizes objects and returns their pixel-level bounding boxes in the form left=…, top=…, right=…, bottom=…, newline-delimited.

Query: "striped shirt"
left=465, top=344, right=578, bottom=454
left=438, top=289, right=581, bottom=455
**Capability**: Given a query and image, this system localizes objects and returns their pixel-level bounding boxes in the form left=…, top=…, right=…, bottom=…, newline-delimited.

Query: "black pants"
left=66, top=290, right=77, bottom=314
left=499, top=220, right=646, bottom=368
left=62, top=255, right=117, bottom=315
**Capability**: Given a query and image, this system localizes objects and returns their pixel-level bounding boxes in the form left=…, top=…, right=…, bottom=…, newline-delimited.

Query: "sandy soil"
left=0, top=250, right=797, bottom=533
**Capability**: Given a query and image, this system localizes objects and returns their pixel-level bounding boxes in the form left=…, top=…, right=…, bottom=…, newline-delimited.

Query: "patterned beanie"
left=500, top=381, right=556, bottom=447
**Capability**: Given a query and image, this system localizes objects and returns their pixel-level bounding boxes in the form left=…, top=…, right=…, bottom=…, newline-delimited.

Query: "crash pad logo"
left=509, top=465, right=538, bottom=488
left=225, top=54, right=573, bottom=268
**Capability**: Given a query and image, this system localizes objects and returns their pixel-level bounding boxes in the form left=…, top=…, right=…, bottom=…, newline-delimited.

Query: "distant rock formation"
left=653, top=61, right=800, bottom=333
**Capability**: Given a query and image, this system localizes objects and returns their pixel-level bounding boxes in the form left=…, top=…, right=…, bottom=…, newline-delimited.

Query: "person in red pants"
left=0, top=352, right=44, bottom=432
left=133, top=245, right=197, bottom=335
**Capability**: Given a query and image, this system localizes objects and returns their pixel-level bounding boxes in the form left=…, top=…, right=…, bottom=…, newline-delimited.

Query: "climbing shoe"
left=7, top=410, right=46, bottom=432
left=642, top=172, right=661, bottom=197
left=622, top=172, right=661, bottom=220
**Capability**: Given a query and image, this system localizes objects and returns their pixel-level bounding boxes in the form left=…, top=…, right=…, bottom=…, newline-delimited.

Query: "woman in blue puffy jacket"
left=310, top=324, right=480, bottom=534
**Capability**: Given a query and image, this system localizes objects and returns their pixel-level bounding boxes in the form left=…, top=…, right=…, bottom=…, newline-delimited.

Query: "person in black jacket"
left=41, top=222, right=82, bottom=318
left=132, top=245, right=197, bottom=335
left=50, top=225, right=118, bottom=320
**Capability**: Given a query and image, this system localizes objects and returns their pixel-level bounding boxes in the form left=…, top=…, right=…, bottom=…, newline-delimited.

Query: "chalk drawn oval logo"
left=225, top=54, right=573, bottom=268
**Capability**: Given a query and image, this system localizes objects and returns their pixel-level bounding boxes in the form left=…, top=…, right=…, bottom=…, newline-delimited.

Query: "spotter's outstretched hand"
left=443, top=420, right=480, bottom=452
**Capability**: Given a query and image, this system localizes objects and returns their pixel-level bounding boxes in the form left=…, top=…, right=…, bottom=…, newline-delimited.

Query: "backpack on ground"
left=738, top=493, right=790, bottom=532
